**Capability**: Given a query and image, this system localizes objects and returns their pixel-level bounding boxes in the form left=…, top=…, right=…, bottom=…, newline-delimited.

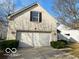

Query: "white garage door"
left=16, top=32, right=52, bottom=48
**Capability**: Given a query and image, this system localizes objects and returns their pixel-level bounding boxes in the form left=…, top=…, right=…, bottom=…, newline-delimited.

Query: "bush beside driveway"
left=0, top=40, right=19, bottom=59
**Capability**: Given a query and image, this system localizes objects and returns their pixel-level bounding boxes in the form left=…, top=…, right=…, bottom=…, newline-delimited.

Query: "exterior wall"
left=7, top=4, right=57, bottom=41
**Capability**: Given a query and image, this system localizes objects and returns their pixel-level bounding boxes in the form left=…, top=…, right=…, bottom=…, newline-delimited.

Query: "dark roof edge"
left=8, top=2, right=57, bottom=23
left=8, top=2, right=38, bottom=19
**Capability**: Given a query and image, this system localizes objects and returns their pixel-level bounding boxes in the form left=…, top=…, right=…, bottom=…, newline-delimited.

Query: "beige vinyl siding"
left=7, top=4, right=57, bottom=41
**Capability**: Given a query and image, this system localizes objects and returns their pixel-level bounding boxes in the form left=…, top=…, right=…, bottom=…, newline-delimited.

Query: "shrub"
left=50, top=40, right=68, bottom=49
left=0, top=40, right=19, bottom=51
left=58, top=40, right=68, bottom=45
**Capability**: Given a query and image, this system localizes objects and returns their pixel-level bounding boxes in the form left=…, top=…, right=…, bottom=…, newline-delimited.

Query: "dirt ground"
left=0, top=51, right=8, bottom=59
left=68, top=43, right=79, bottom=58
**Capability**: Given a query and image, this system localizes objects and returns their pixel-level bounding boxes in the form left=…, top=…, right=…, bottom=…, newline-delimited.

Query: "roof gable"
left=8, top=2, right=57, bottom=23
left=8, top=3, right=38, bottom=18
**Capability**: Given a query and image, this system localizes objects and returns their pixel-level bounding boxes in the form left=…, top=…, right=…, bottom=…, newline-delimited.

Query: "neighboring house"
left=57, top=24, right=79, bottom=42
left=0, top=17, right=8, bottom=40
left=0, top=21, right=7, bottom=39
left=7, top=3, right=57, bottom=48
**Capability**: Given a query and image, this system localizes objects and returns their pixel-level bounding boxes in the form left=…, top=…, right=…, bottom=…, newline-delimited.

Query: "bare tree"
left=0, top=0, right=15, bottom=16
left=54, top=0, right=79, bottom=28
left=0, top=0, right=15, bottom=39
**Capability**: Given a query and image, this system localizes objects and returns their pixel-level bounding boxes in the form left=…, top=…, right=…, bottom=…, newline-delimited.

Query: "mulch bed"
left=0, top=52, right=8, bottom=59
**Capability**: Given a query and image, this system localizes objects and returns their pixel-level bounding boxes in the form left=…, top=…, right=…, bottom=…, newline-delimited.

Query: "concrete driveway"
left=8, top=47, right=78, bottom=59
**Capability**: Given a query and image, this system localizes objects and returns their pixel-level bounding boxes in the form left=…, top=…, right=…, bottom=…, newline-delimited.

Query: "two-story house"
left=7, top=3, right=57, bottom=48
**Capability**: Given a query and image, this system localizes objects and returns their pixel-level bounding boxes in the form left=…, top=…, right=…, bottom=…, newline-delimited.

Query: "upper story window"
left=30, top=11, right=42, bottom=22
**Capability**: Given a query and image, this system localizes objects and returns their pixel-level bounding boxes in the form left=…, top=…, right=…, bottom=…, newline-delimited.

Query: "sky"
left=14, top=0, right=57, bottom=17
left=0, top=0, right=57, bottom=17
left=0, top=0, right=57, bottom=21
left=0, top=0, right=79, bottom=24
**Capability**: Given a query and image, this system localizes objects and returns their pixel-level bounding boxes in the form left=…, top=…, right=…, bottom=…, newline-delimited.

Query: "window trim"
left=30, top=11, right=42, bottom=22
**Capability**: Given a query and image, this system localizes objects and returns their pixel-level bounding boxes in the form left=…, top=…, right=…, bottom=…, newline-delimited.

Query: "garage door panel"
left=33, top=33, right=51, bottom=47
left=19, top=33, right=33, bottom=48
left=17, top=32, right=52, bottom=48
left=39, top=33, right=51, bottom=46
left=33, top=33, right=40, bottom=47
